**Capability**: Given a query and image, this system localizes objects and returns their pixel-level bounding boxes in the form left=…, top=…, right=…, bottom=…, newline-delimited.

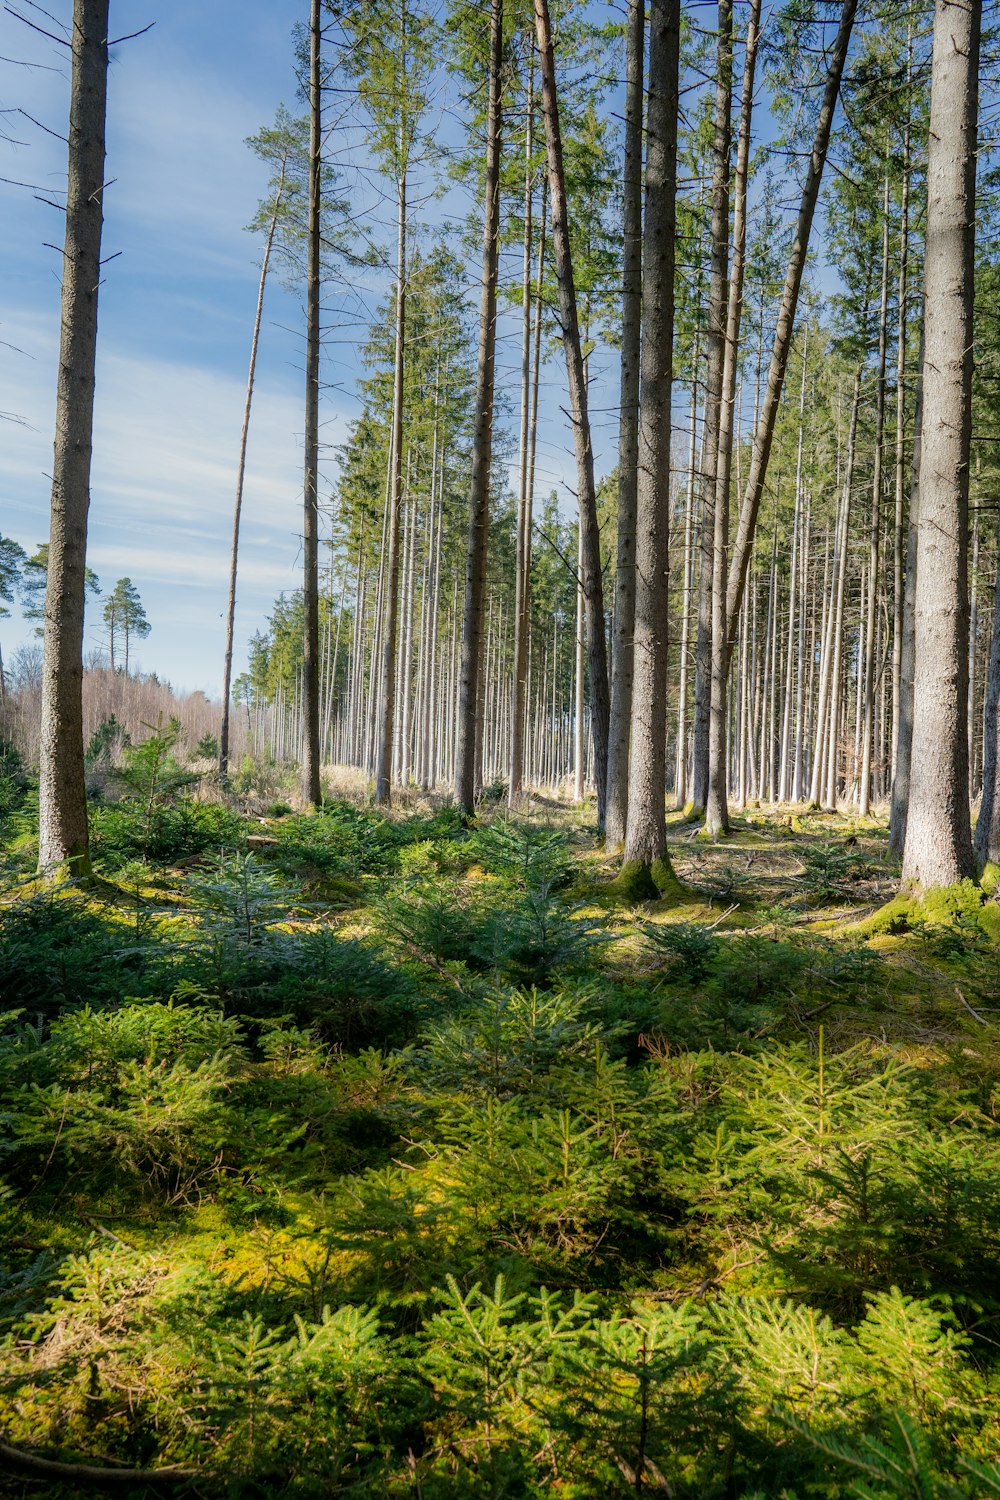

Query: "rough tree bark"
left=534, top=0, right=611, bottom=830
left=975, top=550, right=1000, bottom=870
left=509, top=59, right=536, bottom=808
left=38, top=0, right=109, bottom=879
left=375, top=144, right=408, bottom=803
left=889, top=341, right=923, bottom=856
left=901, top=0, right=980, bottom=889
left=604, top=0, right=645, bottom=846
left=858, top=177, right=891, bottom=817
left=693, top=3, right=734, bottom=828
left=454, top=0, right=503, bottom=815
left=621, top=0, right=680, bottom=891
left=891, top=31, right=913, bottom=788
left=301, top=0, right=323, bottom=807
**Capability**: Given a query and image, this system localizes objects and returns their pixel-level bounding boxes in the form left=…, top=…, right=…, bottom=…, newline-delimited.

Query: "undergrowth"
left=1, top=792, right=1000, bottom=1496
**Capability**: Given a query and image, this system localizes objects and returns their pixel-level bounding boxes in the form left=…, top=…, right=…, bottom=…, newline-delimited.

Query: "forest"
left=2, top=0, right=1000, bottom=1494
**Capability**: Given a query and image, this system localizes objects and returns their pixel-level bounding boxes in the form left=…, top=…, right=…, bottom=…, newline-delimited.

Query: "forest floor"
left=2, top=773, right=1000, bottom=1497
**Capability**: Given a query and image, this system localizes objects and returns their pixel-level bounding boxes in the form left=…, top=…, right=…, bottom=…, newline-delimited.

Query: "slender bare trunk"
left=975, top=544, right=1000, bottom=868
left=510, top=62, right=536, bottom=807
left=301, top=0, right=323, bottom=807
left=674, top=353, right=700, bottom=807
left=455, top=0, right=503, bottom=815
left=38, top=0, right=109, bottom=878
left=376, top=156, right=408, bottom=803
left=859, top=179, right=891, bottom=816
left=535, top=0, right=611, bottom=829
left=220, top=160, right=285, bottom=782
left=891, top=31, right=913, bottom=784
left=724, top=0, right=858, bottom=653
left=705, top=0, right=760, bottom=835
left=605, top=0, right=645, bottom=844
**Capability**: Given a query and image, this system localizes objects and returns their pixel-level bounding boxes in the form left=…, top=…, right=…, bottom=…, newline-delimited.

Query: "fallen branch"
left=955, top=987, right=992, bottom=1028
left=705, top=903, right=739, bottom=930
left=0, top=1440, right=198, bottom=1485
left=78, top=1212, right=137, bottom=1250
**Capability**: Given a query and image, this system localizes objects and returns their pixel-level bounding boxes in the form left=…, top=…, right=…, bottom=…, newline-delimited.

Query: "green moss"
left=919, top=879, right=984, bottom=927
left=603, top=859, right=662, bottom=903
left=650, top=856, right=686, bottom=905
left=846, top=880, right=989, bottom=940
left=979, top=861, right=1000, bottom=896
left=317, top=874, right=364, bottom=905
left=595, top=854, right=688, bottom=906
left=980, top=901, right=1000, bottom=945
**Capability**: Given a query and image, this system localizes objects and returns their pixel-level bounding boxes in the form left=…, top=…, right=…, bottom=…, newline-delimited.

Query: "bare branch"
left=16, top=106, right=66, bottom=142
left=3, top=6, right=69, bottom=47
left=0, top=173, right=64, bottom=192
left=107, top=21, right=155, bottom=45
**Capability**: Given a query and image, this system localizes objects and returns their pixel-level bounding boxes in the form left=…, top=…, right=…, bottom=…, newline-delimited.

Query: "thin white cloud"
left=0, top=306, right=349, bottom=693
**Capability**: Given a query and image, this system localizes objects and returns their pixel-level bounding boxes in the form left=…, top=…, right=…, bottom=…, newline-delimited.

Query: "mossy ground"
left=3, top=789, right=1000, bottom=1496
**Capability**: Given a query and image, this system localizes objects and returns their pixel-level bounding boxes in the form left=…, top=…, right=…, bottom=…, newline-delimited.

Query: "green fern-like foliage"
left=781, top=1407, right=1000, bottom=1499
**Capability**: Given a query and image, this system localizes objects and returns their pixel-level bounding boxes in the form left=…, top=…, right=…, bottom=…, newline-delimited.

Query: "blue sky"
left=0, top=4, right=439, bottom=695
left=2, top=2, right=859, bottom=701
left=0, top=0, right=614, bottom=698
left=0, top=2, right=329, bottom=694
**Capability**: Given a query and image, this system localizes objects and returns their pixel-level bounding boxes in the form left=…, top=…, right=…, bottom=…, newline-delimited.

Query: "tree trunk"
left=859, top=178, right=891, bottom=816
left=376, top=157, right=407, bottom=803
left=901, top=0, right=980, bottom=889
left=604, top=0, right=644, bottom=846
left=889, top=336, right=923, bottom=856
left=38, top=0, right=109, bottom=879
left=534, top=0, right=611, bottom=830
left=573, top=523, right=585, bottom=800
left=509, top=61, right=536, bottom=808
left=220, top=159, right=285, bottom=783
left=779, top=332, right=807, bottom=803
left=975, top=549, right=1000, bottom=869
left=969, top=501, right=980, bottom=793
left=674, top=352, right=700, bottom=807
left=891, top=30, right=913, bottom=787
left=301, top=0, right=323, bottom=808
left=622, top=0, right=680, bottom=886
left=724, top=0, right=858, bottom=652
left=705, top=0, right=760, bottom=837
left=454, top=0, right=503, bottom=815
left=825, top=375, right=860, bottom=809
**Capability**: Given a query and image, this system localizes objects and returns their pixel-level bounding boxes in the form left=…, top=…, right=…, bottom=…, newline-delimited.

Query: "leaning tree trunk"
left=301, top=0, right=323, bottom=808
left=38, top=0, right=109, bottom=879
left=724, top=0, right=858, bottom=655
left=901, top=0, right=981, bottom=889
left=604, top=0, right=645, bottom=846
left=535, top=0, right=611, bottom=830
left=621, top=0, right=680, bottom=890
left=220, top=159, right=286, bottom=783
left=455, top=0, right=503, bottom=816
